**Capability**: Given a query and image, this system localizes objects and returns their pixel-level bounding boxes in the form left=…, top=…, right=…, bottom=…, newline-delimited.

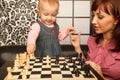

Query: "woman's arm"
left=70, top=32, right=86, bottom=60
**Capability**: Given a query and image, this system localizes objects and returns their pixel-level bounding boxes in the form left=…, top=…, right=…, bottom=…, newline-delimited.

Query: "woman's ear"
left=114, top=19, right=118, bottom=25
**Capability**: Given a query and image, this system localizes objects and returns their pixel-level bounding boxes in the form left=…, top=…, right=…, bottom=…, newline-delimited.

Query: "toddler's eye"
left=52, top=14, right=57, bottom=17
left=44, top=13, right=48, bottom=16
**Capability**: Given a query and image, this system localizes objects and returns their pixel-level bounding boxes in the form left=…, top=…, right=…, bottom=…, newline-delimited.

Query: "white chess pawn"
left=46, top=60, right=50, bottom=68
left=6, top=67, right=12, bottom=79
left=30, top=53, right=36, bottom=59
left=26, top=55, right=30, bottom=61
left=22, top=75, right=27, bottom=80
left=22, top=69, right=27, bottom=80
left=16, top=54, right=19, bottom=60
left=13, top=60, right=19, bottom=71
left=45, top=55, right=51, bottom=68
left=46, top=55, right=50, bottom=60
left=24, top=63, right=30, bottom=70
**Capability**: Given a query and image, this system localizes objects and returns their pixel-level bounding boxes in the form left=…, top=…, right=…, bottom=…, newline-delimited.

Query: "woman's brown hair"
left=91, top=0, right=120, bottom=52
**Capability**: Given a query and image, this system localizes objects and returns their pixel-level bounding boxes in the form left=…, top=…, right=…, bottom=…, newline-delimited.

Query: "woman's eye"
left=91, top=14, right=94, bottom=18
left=98, top=15, right=104, bottom=19
left=91, top=14, right=94, bottom=17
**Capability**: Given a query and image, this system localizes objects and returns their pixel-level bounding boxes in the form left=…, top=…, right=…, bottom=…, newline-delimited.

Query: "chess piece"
left=22, top=69, right=27, bottom=80
left=39, top=57, right=43, bottom=62
left=84, top=64, right=92, bottom=77
left=46, top=55, right=50, bottom=60
left=45, top=55, right=50, bottom=68
left=72, top=62, right=76, bottom=74
left=24, top=64, right=30, bottom=70
left=76, top=53, right=80, bottom=61
left=16, top=54, right=19, bottom=60
left=62, top=62, right=67, bottom=70
left=13, top=60, right=19, bottom=71
left=79, top=53, right=82, bottom=59
left=55, top=57, right=59, bottom=64
left=39, top=54, right=43, bottom=62
left=78, top=53, right=82, bottom=64
left=68, top=56, right=73, bottom=63
left=46, top=59, right=50, bottom=67
left=75, top=68, right=80, bottom=77
left=25, top=56, right=30, bottom=70
left=6, top=67, right=12, bottom=79
left=30, top=53, right=36, bottom=59
left=80, top=59, right=85, bottom=70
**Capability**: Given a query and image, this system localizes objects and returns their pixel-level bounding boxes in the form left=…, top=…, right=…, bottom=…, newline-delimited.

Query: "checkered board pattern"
left=5, top=57, right=98, bottom=80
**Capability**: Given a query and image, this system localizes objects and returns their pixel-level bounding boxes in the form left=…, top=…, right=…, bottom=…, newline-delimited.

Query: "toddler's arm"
left=58, top=26, right=75, bottom=41
left=27, top=23, right=40, bottom=55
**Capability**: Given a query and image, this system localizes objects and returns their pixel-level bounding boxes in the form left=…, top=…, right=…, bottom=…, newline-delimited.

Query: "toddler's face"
left=38, top=2, right=59, bottom=26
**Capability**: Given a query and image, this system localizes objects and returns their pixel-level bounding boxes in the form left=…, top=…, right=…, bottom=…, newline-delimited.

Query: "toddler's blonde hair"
left=37, top=0, right=59, bottom=12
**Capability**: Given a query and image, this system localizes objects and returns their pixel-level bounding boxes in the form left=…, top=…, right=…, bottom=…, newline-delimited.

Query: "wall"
left=58, top=0, right=91, bottom=45
left=0, top=0, right=91, bottom=46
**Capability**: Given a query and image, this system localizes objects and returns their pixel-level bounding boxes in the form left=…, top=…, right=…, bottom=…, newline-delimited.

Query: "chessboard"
left=4, top=52, right=98, bottom=80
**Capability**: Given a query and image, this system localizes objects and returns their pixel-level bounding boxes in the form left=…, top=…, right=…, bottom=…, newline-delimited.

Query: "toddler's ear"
left=36, top=9, right=39, bottom=13
left=36, top=9, right=41, bottom=17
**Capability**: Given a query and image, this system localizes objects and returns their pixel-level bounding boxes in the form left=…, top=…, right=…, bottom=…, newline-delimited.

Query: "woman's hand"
left=70, top=32, right=81, bottom=49
left=86, top=61, right=109, bottom=80
left=70, top=32, right=84, bottom=55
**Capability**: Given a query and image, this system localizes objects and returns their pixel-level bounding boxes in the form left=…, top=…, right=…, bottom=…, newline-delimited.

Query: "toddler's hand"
left=27, top=44, right=36, bottom=55
left=67, top=26, right=75, bottom=35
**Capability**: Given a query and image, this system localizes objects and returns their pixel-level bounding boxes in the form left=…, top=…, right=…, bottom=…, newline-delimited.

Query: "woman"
left=70, top=0, right=120, bottom=80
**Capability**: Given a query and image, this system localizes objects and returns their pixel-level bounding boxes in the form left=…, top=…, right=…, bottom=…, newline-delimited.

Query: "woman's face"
left=92, top=8, right=117, bottom=35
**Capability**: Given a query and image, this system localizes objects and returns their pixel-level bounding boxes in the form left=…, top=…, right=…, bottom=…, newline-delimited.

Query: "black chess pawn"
left=68, top=56, right=73, bottom=63
left=79, top=53, right=82, bottom=58
left=39, top=57, right=43, bottom=62
left=62, top=62, right=67, bottom=70
left=84, top=64, right=92, bottom=77
left=75, top=53, right=80, bottom=61
left=72, top=61, right=77, bottom=74
left=77, top=53, right=82, bottom=65
left=55, top=57, right=59, bottom=64
left=79, top=53, right=82, bottom=61
left=80, top=59, right=85, bottom=70
left=39, top=54, right=43, bottom=62
left=75, top=68, right=80, bottom=77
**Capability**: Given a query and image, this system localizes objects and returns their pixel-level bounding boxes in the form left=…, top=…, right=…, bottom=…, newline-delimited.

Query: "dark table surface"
left=0, top=62, right=14, bottom=80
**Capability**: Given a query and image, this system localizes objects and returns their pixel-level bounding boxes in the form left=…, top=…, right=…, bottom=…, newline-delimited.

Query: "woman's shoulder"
left=88, top=35, right=96, bottom=42
left=87, top=35, right=97, bottom=46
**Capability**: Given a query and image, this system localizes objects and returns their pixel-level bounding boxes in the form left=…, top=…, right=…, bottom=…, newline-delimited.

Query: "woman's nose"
left=91, top=16, right=97, bottom=25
